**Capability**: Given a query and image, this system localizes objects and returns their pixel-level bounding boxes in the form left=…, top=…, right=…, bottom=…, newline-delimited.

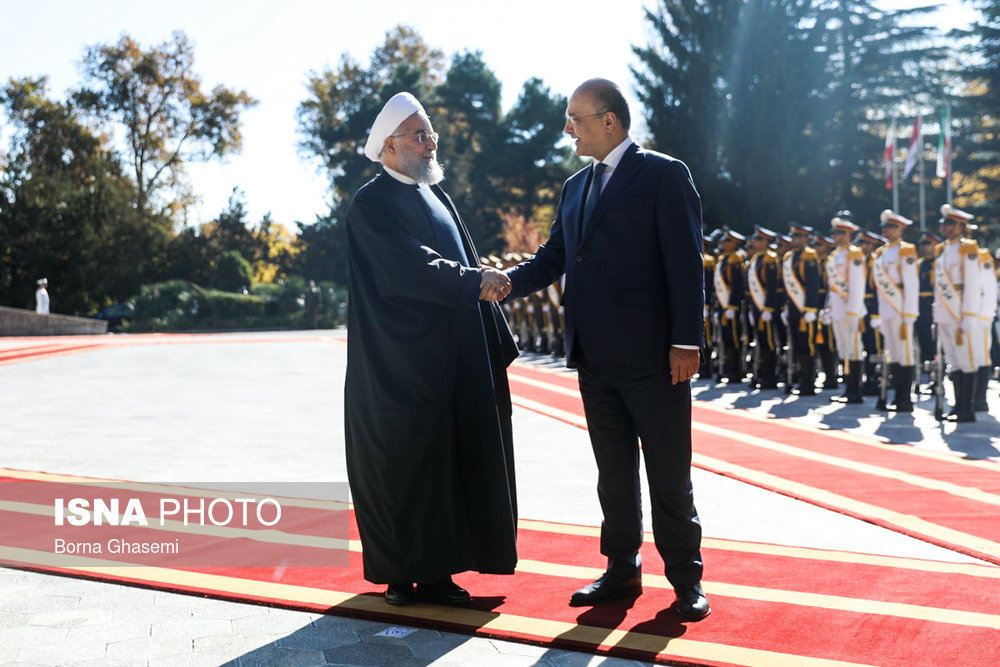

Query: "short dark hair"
left=577, top=78, right=631, bottom=131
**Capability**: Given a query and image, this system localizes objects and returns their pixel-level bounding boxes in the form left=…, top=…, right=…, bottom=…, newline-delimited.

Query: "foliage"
left=0, top=77, right=171, bottom=315
left=213, top=250, right=254, bottom=293
left=73, top=31, right=258, bottom=216
left=633, top=0, right=948, bottom=233
left=294, top=26, right=577, bottom=285
left=127, top=279, right=346, bottom=331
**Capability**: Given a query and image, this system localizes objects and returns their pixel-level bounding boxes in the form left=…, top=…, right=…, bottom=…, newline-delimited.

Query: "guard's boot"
left=820, top=346, right=839, bottom=389
left=974, top=366, right=991, bottom=412
left=844, top=360, right=865, bottom=404
left=947, top=371, right=962, bottom=418
left=949, top=371, right=977, bottom=423
left=889, top=365, right=914, bottom=412
left=795, top=353, right=816, bottom=396
left=876, top=362, right=896, bottom=412
left=862, top=360, right=880, bottom=396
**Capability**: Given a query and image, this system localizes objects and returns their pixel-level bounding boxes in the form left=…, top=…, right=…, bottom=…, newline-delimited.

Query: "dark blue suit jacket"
left=507, top=142, right=704, bottom=377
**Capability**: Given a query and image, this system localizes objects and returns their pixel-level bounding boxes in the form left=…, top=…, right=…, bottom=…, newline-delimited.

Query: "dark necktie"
left=580, top=162, right=607, bottom=237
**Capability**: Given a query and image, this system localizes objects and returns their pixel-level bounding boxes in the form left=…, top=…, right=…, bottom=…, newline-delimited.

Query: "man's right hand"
left=479, top=268, right=512, bottom=302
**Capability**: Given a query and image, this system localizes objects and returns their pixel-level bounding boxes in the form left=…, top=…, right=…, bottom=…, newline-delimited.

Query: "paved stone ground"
left=0, top=330, right=996, bottom=666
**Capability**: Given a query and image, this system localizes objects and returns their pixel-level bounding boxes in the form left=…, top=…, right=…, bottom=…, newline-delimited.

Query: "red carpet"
left=3, top=468, right=1000, bottom=667
left=507, top=362, right=1000, bottom=566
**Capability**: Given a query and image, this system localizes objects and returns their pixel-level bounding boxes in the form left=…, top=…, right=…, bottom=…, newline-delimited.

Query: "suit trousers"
left=577, top=363, right=704, bottom=587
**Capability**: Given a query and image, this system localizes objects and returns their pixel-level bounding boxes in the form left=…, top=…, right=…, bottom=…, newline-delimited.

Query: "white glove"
left=819, top=308, right=832, bottom=325
left=804, top=311, right=817, bottom=324
left=781, top=310, right=789, bottom=326
left=870, top=315, right=881, bottom=331
left=961, top=315, right=977, bottom=335
left=761, top=310, right=773, bottom=323
left=723, top=309, right=734, bottom=322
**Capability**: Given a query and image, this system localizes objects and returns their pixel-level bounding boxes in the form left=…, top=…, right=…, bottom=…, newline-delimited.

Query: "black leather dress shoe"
left=385, top=582, right=415, bottom=606
left=416, top=577, right=471, bottom=606
left=675, top=583, right=711, bottom=620
left=569, top=568, right=642, bottom=606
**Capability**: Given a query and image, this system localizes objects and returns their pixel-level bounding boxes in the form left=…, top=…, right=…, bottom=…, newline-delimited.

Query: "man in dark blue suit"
left=503, top=79, right=709, bottom=620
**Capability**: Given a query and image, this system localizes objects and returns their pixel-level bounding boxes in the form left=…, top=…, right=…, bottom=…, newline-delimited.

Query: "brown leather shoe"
left=569, top=568, right=642, bottom=606
left=675, top=582, right=711, bottom=620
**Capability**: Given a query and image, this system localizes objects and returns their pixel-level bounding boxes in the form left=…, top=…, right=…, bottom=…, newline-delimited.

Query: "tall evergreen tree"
left=633, top=0, right=946, bottom=234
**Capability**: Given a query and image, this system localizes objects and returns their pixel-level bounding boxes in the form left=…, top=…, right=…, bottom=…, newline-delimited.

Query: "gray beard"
left=400, top=153, right=445, bottom=185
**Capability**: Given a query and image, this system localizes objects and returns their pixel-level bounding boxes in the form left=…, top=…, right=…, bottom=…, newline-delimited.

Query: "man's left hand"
left=670, top=347, right=700, bottom=385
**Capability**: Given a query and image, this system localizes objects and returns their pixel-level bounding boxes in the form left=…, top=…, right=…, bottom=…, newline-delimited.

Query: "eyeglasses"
left=565, top=111, right=609, bottom=125
left=390, top=130, right=439, bottom=145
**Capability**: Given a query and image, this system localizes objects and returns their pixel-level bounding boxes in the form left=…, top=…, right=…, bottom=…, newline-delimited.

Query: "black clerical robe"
left=344, top=171, right=519, bottom=584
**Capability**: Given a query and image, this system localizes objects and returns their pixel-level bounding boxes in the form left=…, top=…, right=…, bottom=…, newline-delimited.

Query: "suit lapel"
left=580, top=143, right=644, bottom=246
left=563, top=170, right=589, bottom=251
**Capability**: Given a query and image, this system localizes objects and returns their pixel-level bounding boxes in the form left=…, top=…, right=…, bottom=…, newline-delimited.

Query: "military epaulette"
left=703, top=254, right=716, bottom=269
left=871, top=246, right=884, bottom=259
left=847, top=246, right=864, bottom=262
left=959, top=238, right=980, bottom=256
left=802, top=247, right=819, bottom=260
left=934, top=242, right=945, bottom=257
left=763, top=250, right=778, bottom=264
left=899, top=242, right=917, bottom=257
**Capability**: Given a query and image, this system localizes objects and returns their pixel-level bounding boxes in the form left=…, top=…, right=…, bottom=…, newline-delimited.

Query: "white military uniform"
left=977, top=248, right=997, bottom=368
left=825, top=243, right=866, bottom=362
left=35, top=282, right=50, bottom=314
left=933, top=236, right=982, bottom=373
left=872, top=238, right=919, bottom=366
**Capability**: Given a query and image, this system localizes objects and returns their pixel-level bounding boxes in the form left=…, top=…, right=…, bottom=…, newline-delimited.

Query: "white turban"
left=363, top=92, right=426, bottom=163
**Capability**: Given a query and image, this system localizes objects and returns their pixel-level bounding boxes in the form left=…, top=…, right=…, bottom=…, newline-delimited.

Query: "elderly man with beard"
left=343, top=92, right=519, bottom=606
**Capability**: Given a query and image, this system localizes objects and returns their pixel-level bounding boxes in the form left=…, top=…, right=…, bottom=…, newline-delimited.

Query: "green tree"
left=0, top=77, right=169, bottom=314
left=295, top=28, right=576, bottom=283
left=949, top=1, right=1000, bottom=230
left=73, top=31, right=257, bottom=217
left=633, top=0, right=946, bottom=233
left=295, top=26, right=444, bottom=285
left=213, top=250, right=254, bottom=293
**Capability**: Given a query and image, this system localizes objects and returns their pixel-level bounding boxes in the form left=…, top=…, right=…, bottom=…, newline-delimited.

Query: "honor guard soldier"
left=872, top=210, right=920, bottom=412
left=700, top=231, right=720, bottom=378
left=746, top=226, right=781, bottom=389
left=782, top=224, right=822, bottom=395
left=812, top=232, right=840, bottom=390
left=824, top=216, right=866, bottom=404
left=856, top=230, right=886, bottom=395
left=934, top=204, right=983, bottom=422
left=714, top=229, right=747, bottom=383
left=970, top=224, right=997, bottom=412
left=916, top=233, right=942, bottom=390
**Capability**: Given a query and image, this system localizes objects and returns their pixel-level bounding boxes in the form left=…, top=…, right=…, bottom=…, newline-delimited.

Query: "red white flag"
left=885, top=120, right=896, bottom=190
left=903, top=113, right=921, bottom=179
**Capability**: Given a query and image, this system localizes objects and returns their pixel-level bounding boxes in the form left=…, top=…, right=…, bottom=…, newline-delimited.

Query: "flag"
left=885, top=119, right=896, bottom=190
left=903, top=112, right=921, bottom=179
left=936, top=105, right=951, bottom=179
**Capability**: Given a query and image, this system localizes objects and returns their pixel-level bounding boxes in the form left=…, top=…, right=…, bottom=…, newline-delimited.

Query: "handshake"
left=479, top=268, right=512, bottom=302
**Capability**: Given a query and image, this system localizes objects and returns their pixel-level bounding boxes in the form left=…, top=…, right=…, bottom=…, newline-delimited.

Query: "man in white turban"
left=343, top=92, right=519, bottom=607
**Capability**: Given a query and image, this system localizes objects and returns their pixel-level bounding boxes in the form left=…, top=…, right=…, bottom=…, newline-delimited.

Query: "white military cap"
left=879, top=209, right=913, bottom=228
left=940, top=204, right=973, bottom=224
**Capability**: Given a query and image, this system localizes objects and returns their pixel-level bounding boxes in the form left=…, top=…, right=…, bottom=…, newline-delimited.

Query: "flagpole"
left=918, top=117, right=925, bottom=232
left=892, top=145, right=899, bottom=213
